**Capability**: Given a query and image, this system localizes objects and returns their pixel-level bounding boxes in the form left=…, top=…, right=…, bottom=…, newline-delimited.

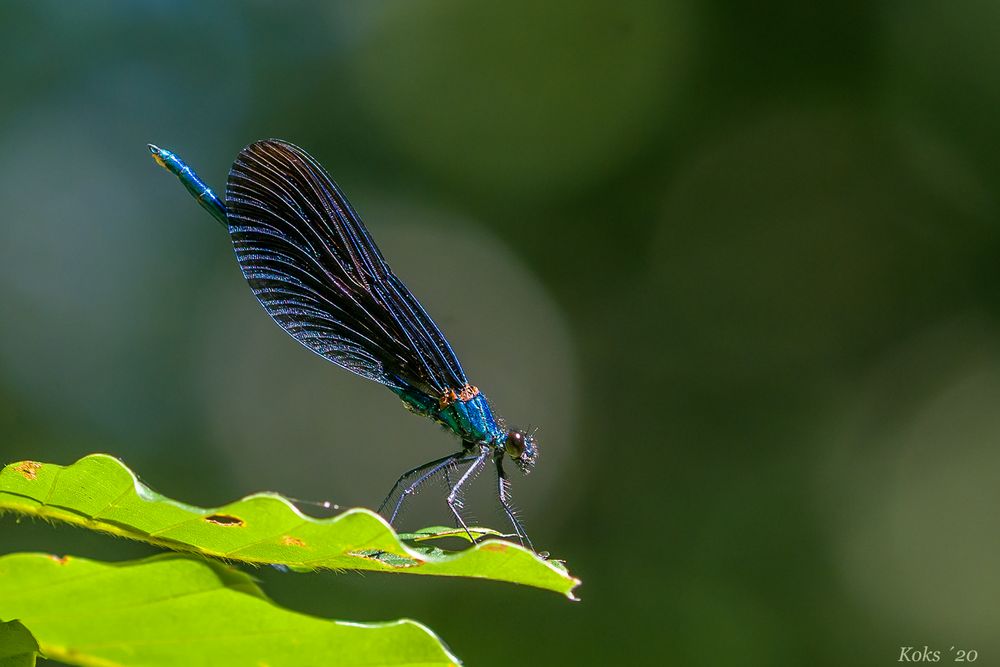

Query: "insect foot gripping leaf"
left=0, top=454, right=581, bottom=599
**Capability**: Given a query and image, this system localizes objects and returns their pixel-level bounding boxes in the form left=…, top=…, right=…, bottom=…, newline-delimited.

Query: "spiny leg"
left=378, top=450, right=469, bottom=524
left=447, top=445, right=491, bottom=542
left=443, top=460, right=454, bottom=494
left=496, top=456, right=534, bottom=551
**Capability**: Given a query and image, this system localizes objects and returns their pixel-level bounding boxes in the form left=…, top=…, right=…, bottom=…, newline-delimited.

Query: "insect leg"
left=496, top=456, right=533, bottom=551
left=379, top=450, right=470, bottom=525
left=446, top=445, right=491, bottom=542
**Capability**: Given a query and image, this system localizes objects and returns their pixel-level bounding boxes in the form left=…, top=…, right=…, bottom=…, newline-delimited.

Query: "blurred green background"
left=3, top=1, right=1000, bottom=665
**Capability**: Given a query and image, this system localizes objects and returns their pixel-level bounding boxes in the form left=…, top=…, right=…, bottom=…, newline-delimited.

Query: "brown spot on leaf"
left=280, top=535, right=306, bottom=547
left=13, top=461, right=42, bottom=480
left=47, top=554, right=70, bottom=565
left=204, top=514, right=244, bottom=527
left=481, top=542, right=510, bottom=553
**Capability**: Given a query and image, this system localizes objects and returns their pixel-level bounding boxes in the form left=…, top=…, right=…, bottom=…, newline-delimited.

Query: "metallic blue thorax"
left=394, top=386, right=505, bottom=446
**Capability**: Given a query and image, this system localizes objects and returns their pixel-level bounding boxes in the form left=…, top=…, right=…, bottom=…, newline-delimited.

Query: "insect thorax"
left=395, top=385, right=503, bottom=445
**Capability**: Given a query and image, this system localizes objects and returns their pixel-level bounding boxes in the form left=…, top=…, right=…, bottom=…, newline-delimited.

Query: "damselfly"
left=149, top=140, right=538, bottom=549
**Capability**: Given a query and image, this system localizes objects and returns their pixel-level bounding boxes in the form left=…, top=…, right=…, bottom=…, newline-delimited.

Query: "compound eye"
left=505, top=430, right=525, bottom=458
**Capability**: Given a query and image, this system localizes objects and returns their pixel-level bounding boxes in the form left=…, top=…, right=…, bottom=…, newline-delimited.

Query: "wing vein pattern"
left=225, top=139, right=467, bottom=396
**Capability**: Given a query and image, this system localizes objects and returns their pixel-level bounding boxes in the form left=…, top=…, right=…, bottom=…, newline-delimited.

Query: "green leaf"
left=0, top=620, right=40, bottom=667
left=0, top=455, right=579, bottom=598
left=396, top=526, right=505, bottom=543
left=0, top=552, right=458, bottom=667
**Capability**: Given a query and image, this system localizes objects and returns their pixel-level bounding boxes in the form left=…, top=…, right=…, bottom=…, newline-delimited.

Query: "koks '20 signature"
left=898, top=646, right=979, bottom=662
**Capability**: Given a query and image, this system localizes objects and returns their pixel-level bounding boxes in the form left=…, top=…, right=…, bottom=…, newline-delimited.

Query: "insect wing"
left=224, top=140, right=467, bottom=395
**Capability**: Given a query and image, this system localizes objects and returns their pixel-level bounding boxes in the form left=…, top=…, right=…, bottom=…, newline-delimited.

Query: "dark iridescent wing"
left=224, top=139, right=467, bottom=396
